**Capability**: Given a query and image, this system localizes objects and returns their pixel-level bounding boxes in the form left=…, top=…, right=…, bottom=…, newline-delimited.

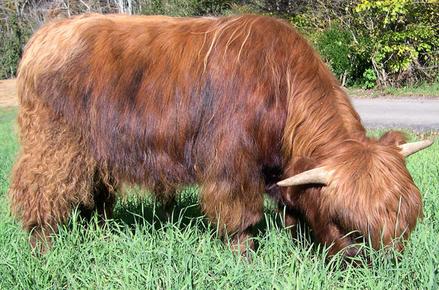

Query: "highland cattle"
left=9, top=14, right=432, bottom=255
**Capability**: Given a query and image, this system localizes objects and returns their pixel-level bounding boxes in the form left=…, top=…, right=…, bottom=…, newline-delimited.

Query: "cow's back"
left=17, top=14, right=297, bottom=186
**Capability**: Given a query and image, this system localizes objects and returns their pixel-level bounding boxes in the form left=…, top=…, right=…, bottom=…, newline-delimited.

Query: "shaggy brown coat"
left=10, top=14, right=423, bottom=255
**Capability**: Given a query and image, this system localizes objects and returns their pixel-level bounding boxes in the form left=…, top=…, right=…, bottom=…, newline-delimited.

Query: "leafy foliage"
left=290, top=0, right=438, bottom=87
left=0, top=6, right=32, bottom=79
left=315, top=24, right=353, bottom=85
left=352, top=0, right=439, bottom=86
left=138, top=0, right=231, bottom=16
left=362, top=68, right=377, bottom=89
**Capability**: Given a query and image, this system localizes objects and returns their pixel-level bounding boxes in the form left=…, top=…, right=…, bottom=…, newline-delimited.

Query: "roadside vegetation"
left=347, top=82, right=439, bottom=98
left=1, top=0, right=438, bottom=90
left=1, top=108, right=438, bottom=287
left=381, top=82, right=439, bottom=97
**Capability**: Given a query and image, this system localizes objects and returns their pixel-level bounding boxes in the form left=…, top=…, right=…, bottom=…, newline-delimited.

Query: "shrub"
left=353, top=0, right=439, bottom=86
left=138, top=0, right=232, bottom=16
left=315, top=24, right=353, bottom=85
left=139, top=0, right=201, bottom=16
left=362, top=68, right=377, bottom=89
left=288, top=0, right=438, bottom=88
left=0, top=13, right=31, bottom=79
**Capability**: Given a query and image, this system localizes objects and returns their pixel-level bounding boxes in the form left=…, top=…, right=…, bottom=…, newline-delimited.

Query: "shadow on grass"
left=64, top=188, right=374, bottom=269
left=106, top=185, right=316, bottom=251
left=109, top=186, right=205, bottom=231
left=112, top=196, right=206, bottom=232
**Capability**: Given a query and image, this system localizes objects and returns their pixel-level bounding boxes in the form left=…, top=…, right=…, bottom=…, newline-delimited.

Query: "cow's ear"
left=379, top=130, right=433, bottom=157
left=379, top=130, right=407, bottom=146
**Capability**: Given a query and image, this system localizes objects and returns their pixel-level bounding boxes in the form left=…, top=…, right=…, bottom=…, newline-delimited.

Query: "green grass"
left=0, top=108, right=438, bottom=289
left=347, top=82, right=439, bottom=98
left=383, top=82, right=439, bottom=97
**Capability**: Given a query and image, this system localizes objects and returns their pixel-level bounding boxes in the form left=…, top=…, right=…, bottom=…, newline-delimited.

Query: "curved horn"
left=277, top=167, right=332, bottom=187
left=399, top=140, right=433, bottom=157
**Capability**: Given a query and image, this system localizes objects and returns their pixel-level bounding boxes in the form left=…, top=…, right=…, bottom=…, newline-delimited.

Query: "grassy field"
left=0, top=107, right=438, bottom=289
left=347, top=82, right=439, bottom=98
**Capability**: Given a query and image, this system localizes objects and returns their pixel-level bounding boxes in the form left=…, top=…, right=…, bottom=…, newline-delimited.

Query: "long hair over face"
left=320, top=137, right=422, bottom=249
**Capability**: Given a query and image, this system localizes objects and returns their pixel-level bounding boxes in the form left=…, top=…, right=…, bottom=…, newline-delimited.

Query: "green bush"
left=0, top=14, right=26, bottom=79
left=353, top=0, right=439, bottom=86
left=138, top=0, right=232, bottom=16
left=362, top=68, right=377, bottom=89
left=315, top=24, right=353, bottom=85
left=0, top=0, right=36, bottom=80
left=289, top=0, right=438, bottom=88
left=139, top=0, right=201, bottom=16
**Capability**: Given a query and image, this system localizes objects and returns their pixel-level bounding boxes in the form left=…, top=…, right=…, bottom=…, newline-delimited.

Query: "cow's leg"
left=200, top=166, right=264, bottom=254
left=79, top=173, right=118, bottom=223
left=9, top=103, right=98, bottom=251
left=152, top=183, right=177, bottom=221
left=162, top=195, right=177, bottom=221
left=91, top=179, right=117, bottom=221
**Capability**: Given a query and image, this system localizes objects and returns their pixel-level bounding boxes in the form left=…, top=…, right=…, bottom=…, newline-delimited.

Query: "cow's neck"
left=283, top=63, right=366, bottom=163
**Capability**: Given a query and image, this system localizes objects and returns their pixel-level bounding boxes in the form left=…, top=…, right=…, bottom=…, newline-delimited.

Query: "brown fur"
left=275, top=132, right=420, bottom=256
left=10, top=14, right=423, bottom=255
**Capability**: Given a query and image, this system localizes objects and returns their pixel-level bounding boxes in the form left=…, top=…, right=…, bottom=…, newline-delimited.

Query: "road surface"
left=351, top=98, right=439, bottom=131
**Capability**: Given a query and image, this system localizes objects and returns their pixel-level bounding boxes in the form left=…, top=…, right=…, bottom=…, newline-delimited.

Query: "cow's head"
left=277, top=131, right=432, bottom=257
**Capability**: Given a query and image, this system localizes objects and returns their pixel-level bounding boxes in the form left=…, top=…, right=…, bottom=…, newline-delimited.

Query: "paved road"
left=352, top=98, right=439, bottom=131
